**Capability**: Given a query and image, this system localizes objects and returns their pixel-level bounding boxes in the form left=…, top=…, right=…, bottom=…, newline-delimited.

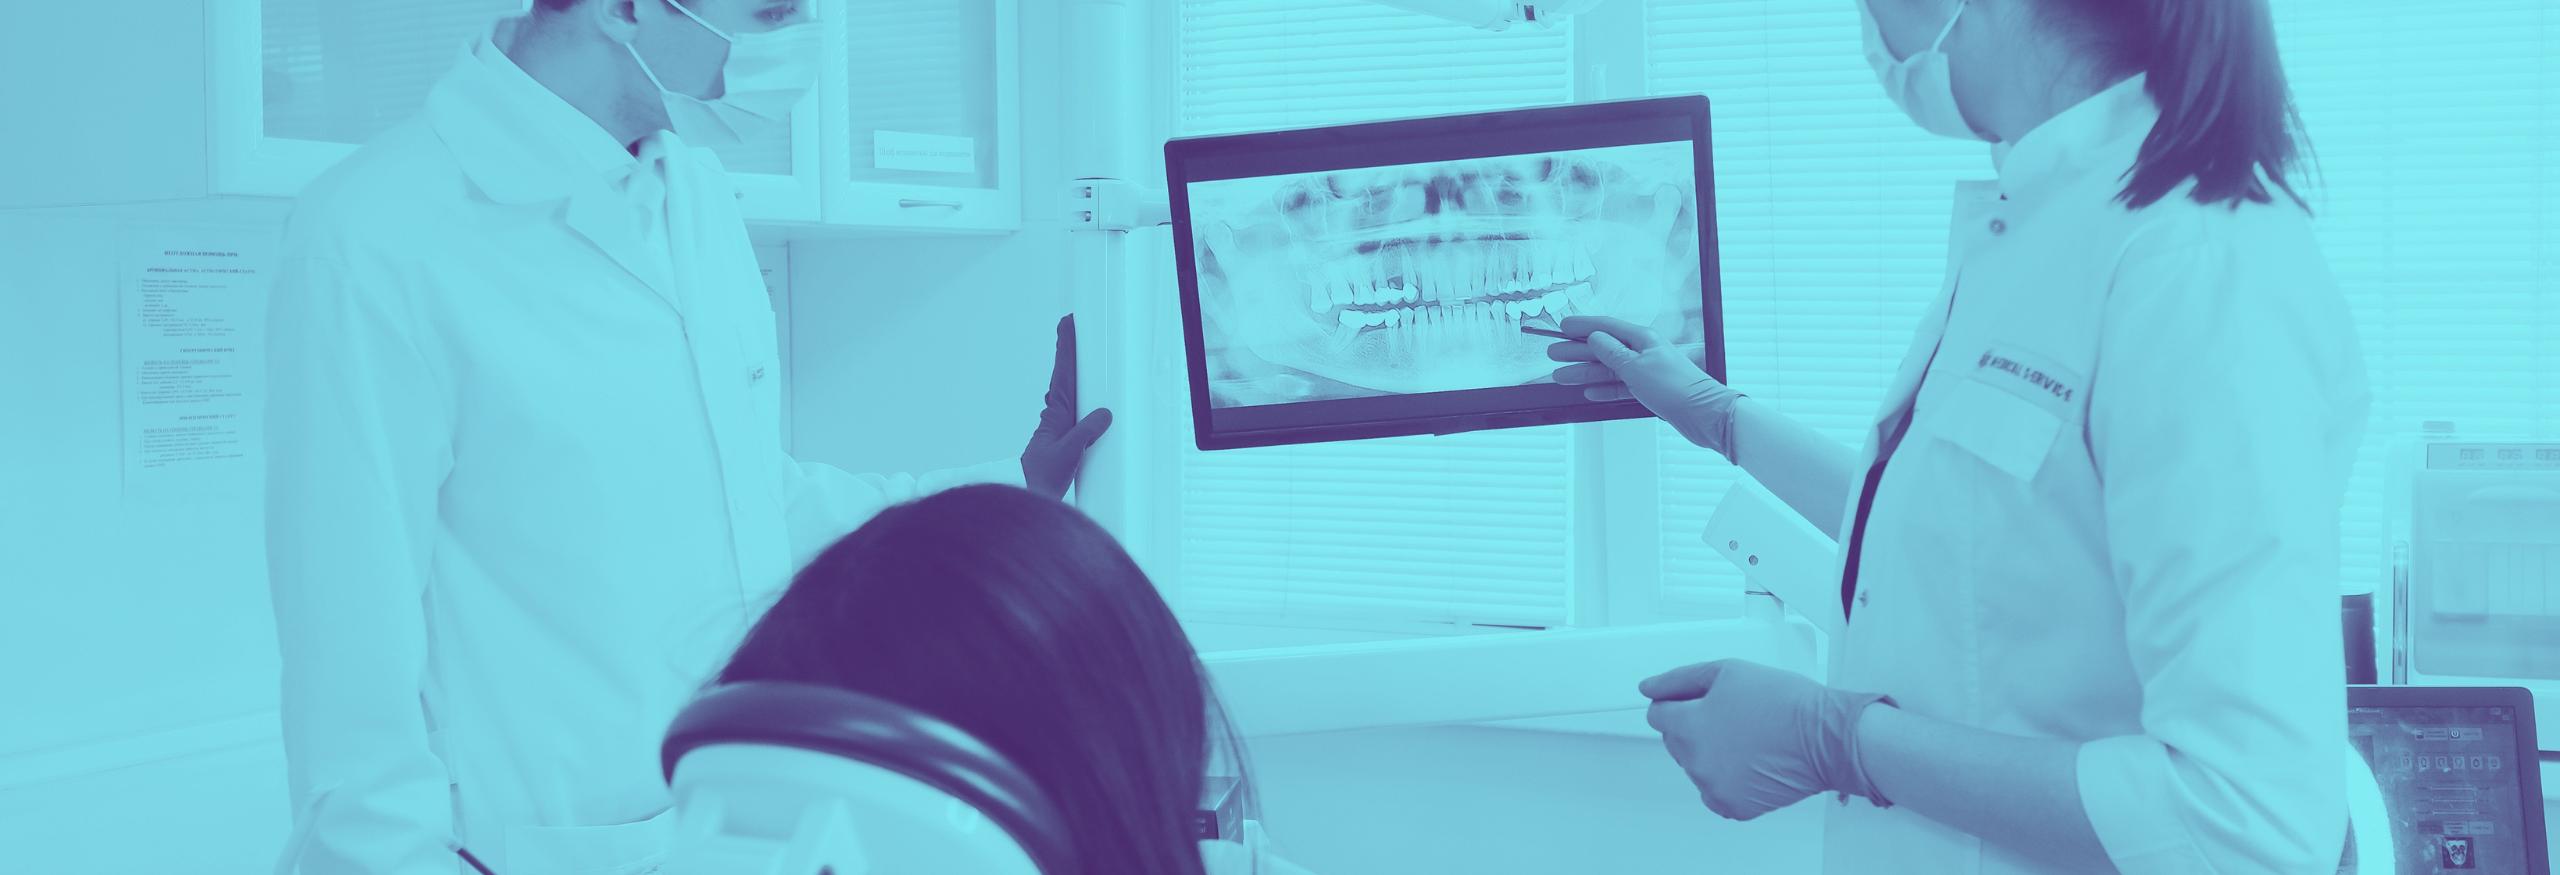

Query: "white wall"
left=0, top=199, right=293, bottom=870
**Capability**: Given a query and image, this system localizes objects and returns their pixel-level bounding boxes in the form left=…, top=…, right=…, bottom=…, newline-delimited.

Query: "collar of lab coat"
left=429, top=20, right=649, bottom=206
left=1988, top=73, right=2156, bottom=204
left=426, top=20, right=686, bottom=307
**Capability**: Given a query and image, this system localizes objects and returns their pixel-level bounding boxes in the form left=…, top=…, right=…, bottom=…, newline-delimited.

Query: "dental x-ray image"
left=1189, top=141, right=1704, bottom=407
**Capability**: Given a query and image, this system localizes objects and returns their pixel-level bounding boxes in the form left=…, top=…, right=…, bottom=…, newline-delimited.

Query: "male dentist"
left=261, top=0, right=1110, bottom=872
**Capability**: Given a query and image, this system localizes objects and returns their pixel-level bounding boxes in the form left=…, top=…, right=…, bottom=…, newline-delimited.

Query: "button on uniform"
left=1989, top=218, right=2008, bottom=235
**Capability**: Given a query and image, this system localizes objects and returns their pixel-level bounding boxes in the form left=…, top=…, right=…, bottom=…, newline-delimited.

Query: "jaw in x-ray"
left=1191, top=142, right=1701, bottom=406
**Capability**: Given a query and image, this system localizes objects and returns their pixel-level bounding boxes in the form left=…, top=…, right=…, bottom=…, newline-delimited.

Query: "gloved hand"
left=1545, top=315, right=1742, bottom=458
left=1021, top=315, right=1112, bottom=499
left=1639, top=659, right=1897, bottom=821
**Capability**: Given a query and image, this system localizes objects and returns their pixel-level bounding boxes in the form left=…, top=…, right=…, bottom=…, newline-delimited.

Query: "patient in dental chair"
left=715, top=484, right=1311, bottom=875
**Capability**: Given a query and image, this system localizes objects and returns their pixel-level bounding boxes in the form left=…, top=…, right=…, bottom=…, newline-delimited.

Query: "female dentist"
left=1551, top=0, right=2368, bottom=872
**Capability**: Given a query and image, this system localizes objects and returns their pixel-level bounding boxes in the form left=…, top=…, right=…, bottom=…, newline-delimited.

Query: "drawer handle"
left=898, top=199, right=966, bottom=210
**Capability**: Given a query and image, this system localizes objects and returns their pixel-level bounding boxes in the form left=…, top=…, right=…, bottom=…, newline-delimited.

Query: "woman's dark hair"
left=2044, top=0, right=2310, bottom=210
left=716, top=485, right=1243, bottom=875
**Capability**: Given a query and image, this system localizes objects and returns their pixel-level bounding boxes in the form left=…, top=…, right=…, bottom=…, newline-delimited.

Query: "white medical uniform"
left=263, top=24, right=1018, bottom=875
left=1820, top=76, right=2368, bottom=874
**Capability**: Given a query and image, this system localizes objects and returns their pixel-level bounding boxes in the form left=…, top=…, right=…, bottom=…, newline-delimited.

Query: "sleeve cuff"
left=2077, top=735, right=2208, bottom=874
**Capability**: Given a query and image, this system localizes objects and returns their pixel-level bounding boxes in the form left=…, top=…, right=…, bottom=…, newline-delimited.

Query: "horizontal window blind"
left=261, top=0, right=795, bottom=175
left=262, top=0, right=521, bottom=146
left=1173, top=0, right=1578, bottom=626
left=2273, top=0, right=2560, bottom=590
left=1644, top=0, right=1984, bottom=606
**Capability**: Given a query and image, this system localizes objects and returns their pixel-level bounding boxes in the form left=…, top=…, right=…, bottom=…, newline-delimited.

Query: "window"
left=1170, top=0, right=1580, bottom=628
left=2271, top=1, right=2560, bottom=585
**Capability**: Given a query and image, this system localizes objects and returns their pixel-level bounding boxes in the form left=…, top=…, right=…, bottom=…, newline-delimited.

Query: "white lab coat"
left=1820, top=76, right=2368, bottom=874
left=262, top=30, right=1019, bottom=875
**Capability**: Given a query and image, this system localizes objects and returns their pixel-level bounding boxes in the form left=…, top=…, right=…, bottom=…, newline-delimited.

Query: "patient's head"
left=717, top=485, right=1234, bottom=875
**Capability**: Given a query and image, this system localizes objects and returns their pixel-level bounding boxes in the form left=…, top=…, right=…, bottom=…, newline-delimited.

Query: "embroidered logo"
left=1972, top=344, right=2085, bottom=420
left=1977, top=352, right=2074, bottom=403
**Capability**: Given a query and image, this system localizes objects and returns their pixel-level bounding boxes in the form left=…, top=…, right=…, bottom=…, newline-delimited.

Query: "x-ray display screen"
left=1168, top=97, right=1720, bottom=450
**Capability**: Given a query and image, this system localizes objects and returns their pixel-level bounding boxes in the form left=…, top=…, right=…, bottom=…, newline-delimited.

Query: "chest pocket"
left=1923, top=376, right=2065, bottom=482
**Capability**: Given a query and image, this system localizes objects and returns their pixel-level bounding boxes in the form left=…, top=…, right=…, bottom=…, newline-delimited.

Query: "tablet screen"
left=1188, top=141, right=1703, bottom=407
left=2352, top=702, right=2537, bottom=872
left=1166, top=96, right=1722, bottom=450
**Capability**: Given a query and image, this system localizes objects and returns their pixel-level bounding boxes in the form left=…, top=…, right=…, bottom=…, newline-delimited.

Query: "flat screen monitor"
left=1165, top=96, right=1723, bottom=450
left=2349, top=685, right=2549, bottom=874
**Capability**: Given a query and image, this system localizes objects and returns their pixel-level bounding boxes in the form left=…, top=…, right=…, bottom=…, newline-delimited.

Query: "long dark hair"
left=2045, top=0, right=2309, bottom=210
left=716, top=485, right=1243, bottom=875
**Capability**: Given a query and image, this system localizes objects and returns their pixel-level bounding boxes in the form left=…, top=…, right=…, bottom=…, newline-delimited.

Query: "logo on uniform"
left=1970, top=344, right=2085, bottom=420
left=1977, top=351, right=2074, bottom=403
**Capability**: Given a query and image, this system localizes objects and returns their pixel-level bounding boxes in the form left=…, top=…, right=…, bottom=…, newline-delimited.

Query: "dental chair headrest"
left=661, top=681, right=1075, bottom=873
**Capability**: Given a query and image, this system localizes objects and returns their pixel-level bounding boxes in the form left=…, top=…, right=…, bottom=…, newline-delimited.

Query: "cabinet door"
left=820, top=0, right=1022, bottom=231
left=214, top=0, right=823, bottom=216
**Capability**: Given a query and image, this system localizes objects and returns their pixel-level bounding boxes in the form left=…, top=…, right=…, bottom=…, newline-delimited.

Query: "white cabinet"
left=6, top=0, right=1018, bottom=232
left=820, top=0, right=1023, bottom=232
left=215, top=0, right=823, bottom=221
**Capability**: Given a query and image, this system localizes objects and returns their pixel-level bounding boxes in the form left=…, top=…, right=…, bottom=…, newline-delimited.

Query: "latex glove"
left=1639, top=659, right=1896, bottom=821
left=1021, top=315, right=1112, bottom=499
left=1545, top=315, right=1742, bottom=457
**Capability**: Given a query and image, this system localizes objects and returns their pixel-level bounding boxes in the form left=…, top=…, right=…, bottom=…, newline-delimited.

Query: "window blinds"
left=1643, top=0, right=1985, bottom=606
left=1172, top=0, right=1580, bottom=626
left=2272, top=0, right=2560, bottom=589
left=260, top=0, right=794, bottom=175
left=1644, top=0, right=2560, bottom=601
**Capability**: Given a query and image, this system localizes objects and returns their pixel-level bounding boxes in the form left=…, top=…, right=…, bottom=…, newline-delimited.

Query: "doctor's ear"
left=588, top=0, right=645, bottom=43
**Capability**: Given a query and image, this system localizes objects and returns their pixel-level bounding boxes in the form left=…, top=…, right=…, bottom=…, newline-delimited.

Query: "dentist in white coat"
left=1553, top=0, right=2368, bottom=872
left=262, top=1, right=1109, bottom=872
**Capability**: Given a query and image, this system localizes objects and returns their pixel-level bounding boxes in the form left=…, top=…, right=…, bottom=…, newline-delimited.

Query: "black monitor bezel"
left=2347, top=684, right=2549, bottom=874
left=1164, top=95, right=1724, bottom=451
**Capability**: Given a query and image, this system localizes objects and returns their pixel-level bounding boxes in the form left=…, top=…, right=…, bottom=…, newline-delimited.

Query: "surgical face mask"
left=627, top=0, right=823, bottom=147
left=1859, top=0, right=1988, bottom=142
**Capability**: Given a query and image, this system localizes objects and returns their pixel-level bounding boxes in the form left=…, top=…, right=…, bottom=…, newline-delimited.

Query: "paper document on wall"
left=873, top=130, right=976, bottom=174
left=120, top=225, right=275, bottom=496
left=1703, top=477, right=1845, bottom=636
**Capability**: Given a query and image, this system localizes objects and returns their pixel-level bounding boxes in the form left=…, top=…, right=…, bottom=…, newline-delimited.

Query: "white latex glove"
left=1546, top=315, right=1742, bottom=457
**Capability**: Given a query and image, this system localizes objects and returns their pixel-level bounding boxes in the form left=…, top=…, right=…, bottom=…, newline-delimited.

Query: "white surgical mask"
left=627, top=0, right=822, bottom=147
left=1859, top=0, right=1988, bottom=142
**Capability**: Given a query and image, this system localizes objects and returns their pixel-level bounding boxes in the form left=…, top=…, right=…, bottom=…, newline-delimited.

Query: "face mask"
left=626, top=0, right=823, bottom=147
left=1859, top=0, right=1988, bottom=142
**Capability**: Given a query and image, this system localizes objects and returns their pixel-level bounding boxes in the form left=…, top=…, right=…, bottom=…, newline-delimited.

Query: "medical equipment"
left=2383, top=426, right=2560, bottom=751
left=1519, top=324, right=1574, bottom=341
left=657, top=682, right=1074, bottom=874
left=1704, top=477, right=1843, bottom=637
left=2346, top=685, right=2550, bottom=874
left=1166, top=96, right=1724, bottom=450
left=1370, top=0, right=1609, bottom=31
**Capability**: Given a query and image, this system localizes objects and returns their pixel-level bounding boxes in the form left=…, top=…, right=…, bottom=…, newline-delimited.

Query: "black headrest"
left=662, top=681, right=1075, bottom=873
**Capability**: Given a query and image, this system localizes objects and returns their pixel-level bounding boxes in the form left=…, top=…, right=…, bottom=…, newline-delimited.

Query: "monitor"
left=2350, top=685, right=2549, bottom=874
left=1165, top=96, right=1723, bottom=450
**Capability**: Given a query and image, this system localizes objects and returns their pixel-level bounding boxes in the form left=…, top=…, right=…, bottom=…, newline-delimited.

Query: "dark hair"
left=530, top=0, right=577, bottom=11
left=2045, top=0, right=2309, bottom=210
left=716, top=485, right=1244, bottom=875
